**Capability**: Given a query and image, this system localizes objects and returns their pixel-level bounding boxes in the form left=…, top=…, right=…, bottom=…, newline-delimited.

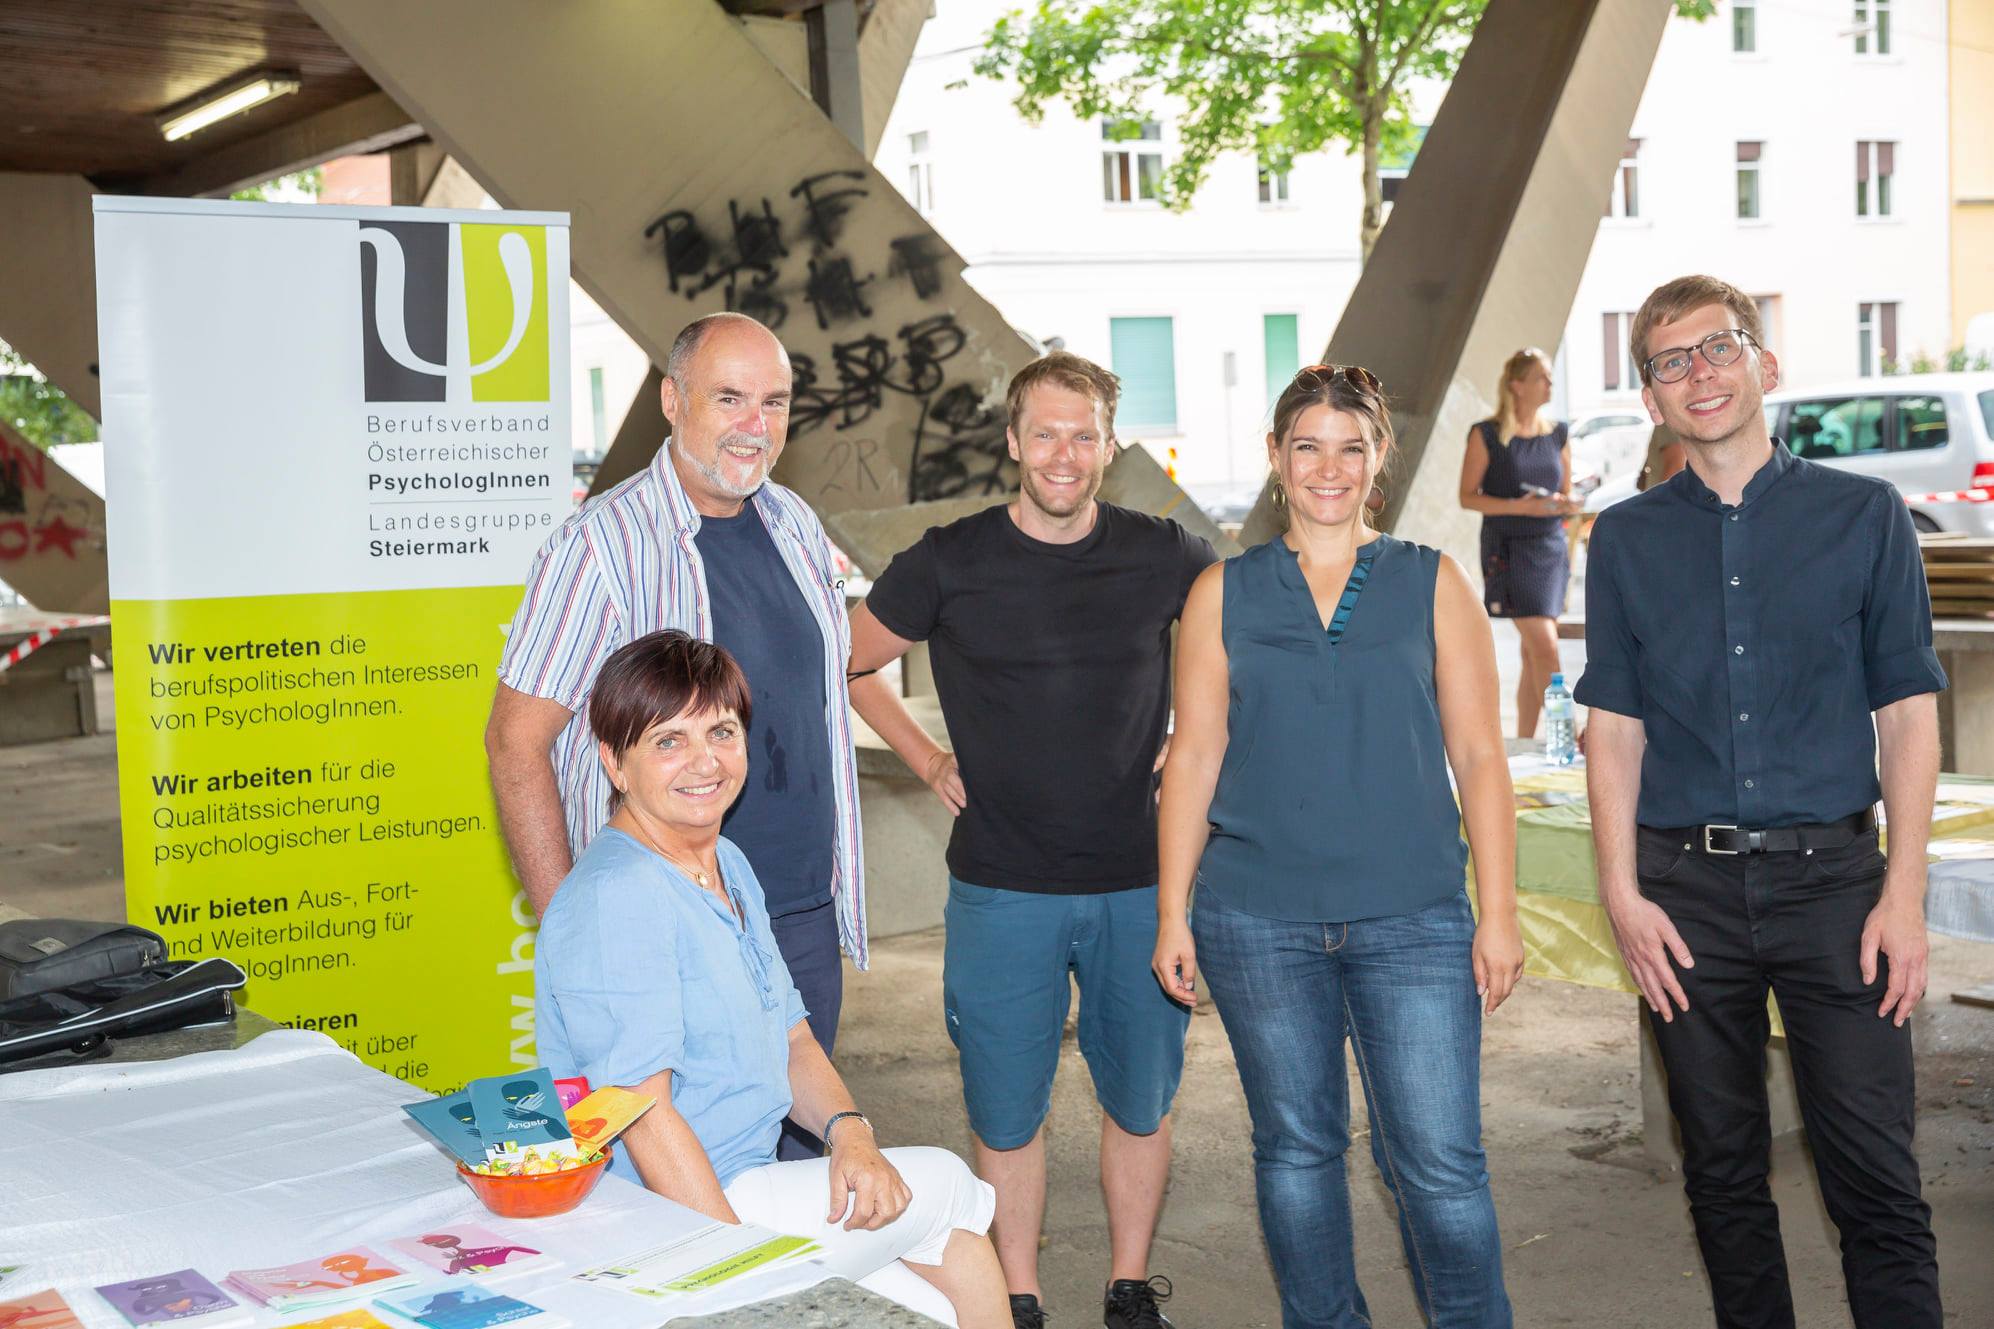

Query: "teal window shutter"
left=1110, top=316, right=1177, bottom=429
left=1263, top=314, right=1300, bottom=410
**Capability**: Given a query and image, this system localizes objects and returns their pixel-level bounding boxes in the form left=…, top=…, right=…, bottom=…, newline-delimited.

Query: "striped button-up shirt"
left=497, top=440, right=867, bottom=968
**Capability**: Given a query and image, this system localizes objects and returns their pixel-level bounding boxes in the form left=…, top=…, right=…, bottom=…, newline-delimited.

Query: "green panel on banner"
left=113, top=585, right=534, bottom=1093
left=463, top=223, right=552, bottom=403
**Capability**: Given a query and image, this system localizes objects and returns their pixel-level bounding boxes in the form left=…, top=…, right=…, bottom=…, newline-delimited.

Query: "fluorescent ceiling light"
left=159, top=72, right=302, bottom=142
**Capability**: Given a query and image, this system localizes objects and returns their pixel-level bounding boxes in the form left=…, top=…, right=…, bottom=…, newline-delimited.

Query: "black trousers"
left=770, top=897, right=844, bottom=1161
left=1635, top=827, right=1941, bottom=1329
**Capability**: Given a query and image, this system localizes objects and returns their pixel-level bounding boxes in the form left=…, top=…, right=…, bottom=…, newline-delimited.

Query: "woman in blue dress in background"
left=1457, top=348, right=1581, bottom=739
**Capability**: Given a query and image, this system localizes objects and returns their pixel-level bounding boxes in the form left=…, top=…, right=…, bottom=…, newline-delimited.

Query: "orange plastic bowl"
left=456, top=1148, right=610, bottom=1218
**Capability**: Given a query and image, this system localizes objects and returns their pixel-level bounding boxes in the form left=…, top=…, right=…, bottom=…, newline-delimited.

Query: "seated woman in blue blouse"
left=535, top=630, right=1006, bottom=1329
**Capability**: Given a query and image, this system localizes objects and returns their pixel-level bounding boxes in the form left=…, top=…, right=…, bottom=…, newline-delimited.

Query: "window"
left=1787, top=397, right=1884, bottom=458
left=1605, top=139, right=1640, bottom=218
left=1753, top=294, right=1782, bottom=351
left=1601, top=311, right=1640, bottom=391
left=588, top=366, right=607, bottom=456
left=1378, top=125, right=1427, bottom=211
left=1109, top=317, right=1178, bottom=430
left=1263, top=314, right=1300, bottom=408
left=1855, top=140, right=1895, bottom=217
left=1854, top=0, right=1890, bottom=55
left=1858, top=301, right=1898, bottom=375
left=1257, top=159, right=1290, bottom=205
left=906, top=131, right=934, bottom=214
left=1733, top=0, right=1757, bottom=52
left=1736, top=141, right=1762, bottom=219
left=1102, top=120, right=1163, bottom=204
left=1888, top=396, right=1950, bottom=452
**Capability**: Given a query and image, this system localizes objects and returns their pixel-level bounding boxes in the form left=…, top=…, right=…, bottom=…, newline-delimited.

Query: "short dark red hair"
left=587, top=630, right=753, bottom=758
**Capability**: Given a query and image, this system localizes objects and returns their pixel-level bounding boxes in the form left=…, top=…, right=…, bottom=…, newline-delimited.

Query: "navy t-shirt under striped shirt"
left=695, top=505, right=836, bottom=916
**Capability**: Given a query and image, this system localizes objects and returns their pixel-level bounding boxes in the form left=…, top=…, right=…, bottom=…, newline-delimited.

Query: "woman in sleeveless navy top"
left=1458, top=347, right=1579, bottom=739
left=1154, top=365, right=1523, bottom=1328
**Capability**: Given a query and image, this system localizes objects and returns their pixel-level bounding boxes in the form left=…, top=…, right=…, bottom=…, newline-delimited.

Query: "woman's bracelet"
left=823, top=1110, right=871, bottom=1149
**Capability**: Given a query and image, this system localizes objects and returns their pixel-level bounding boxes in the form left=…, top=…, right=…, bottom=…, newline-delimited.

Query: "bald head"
left=665, top=312, right=787, bottom=388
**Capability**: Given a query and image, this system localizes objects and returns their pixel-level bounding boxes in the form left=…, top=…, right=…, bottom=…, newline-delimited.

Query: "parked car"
left=1766, top=373, right=1994, bottom=535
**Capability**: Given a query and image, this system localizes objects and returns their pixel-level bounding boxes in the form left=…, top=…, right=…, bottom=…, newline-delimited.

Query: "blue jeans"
left=1194, top=887, right=1510, bottom=1329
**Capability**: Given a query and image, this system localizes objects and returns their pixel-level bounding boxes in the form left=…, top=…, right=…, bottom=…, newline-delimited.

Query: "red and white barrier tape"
left=1905, top=488, right=1992, bottom=505
left=0, top=615, right=109, bottom=673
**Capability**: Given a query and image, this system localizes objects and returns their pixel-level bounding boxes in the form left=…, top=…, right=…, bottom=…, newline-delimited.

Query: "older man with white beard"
left=487, top=312, right=864, bottom=1162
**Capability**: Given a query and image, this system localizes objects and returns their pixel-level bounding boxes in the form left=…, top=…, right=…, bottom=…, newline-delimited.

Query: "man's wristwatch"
left=823, top=1110, right=871, bottom=1148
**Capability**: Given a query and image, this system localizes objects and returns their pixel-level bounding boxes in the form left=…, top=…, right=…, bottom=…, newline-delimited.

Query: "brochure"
left=388, top=1226, right=552, bottom=1279
left=0, top=1288, right=83, bottom=1328
left=405, top=1068, right=579, bottom=1169
left=572, top=1222, right=821, bottom=1300
left=563, top=1084, right=654, bottom=1154
left=552, top=1076, right=590, bottom=1111
left=372, top=1285, right=567, bottom=1329
left=289, top=1314, right=396, bottom=1329
left=222, top=1248, right=417, bottom=1311
left=94, top=1270, right=251, bottom=1327
left=0, top=1267, right=27, bottom=1292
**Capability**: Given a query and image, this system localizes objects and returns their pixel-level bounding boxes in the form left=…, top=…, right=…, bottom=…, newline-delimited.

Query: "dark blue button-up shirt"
left=1575, top=441, right=1946, bottom=828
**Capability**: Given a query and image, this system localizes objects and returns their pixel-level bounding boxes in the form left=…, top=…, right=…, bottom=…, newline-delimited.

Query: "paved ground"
left=5, top=648, right=1991, bottom=1327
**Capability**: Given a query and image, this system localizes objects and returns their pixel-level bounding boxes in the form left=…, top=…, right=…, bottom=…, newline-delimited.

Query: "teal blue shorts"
left=942, top=878, right=1190, bottom=1149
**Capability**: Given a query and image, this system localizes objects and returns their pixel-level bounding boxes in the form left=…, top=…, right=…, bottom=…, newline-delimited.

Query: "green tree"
left=0, top=343, right=96, bottom=451
left=977, top=0, right=1715, bottom=261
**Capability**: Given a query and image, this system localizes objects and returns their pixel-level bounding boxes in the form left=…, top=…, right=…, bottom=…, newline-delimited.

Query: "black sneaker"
left=1103, top=1275, right=1174, bottom=1329
left=1011, top=1292, right=1051, bottom=1329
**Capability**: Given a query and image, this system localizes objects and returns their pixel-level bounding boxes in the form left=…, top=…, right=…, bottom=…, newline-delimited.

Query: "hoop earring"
left=1271, top=481, right=1287, bottom=508
left=1366, top=482, right=1386, bottom=515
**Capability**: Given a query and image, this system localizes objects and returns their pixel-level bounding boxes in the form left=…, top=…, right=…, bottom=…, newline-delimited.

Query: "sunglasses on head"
left=1295, top=363, right=1383, bottom=393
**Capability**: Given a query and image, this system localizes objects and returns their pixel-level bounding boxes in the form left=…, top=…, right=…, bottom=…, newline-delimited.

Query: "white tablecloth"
left=0, top=1031, right=942, bottom=1327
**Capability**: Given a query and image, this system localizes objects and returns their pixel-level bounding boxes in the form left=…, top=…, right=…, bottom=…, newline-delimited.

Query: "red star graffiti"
left=32, top=515, right=90, bottom=558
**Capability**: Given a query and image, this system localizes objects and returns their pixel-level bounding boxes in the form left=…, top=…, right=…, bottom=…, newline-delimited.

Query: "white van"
left=1766, top=373, right=1994, bottom=535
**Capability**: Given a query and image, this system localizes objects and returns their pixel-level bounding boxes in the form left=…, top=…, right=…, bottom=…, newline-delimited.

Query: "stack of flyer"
left=387, top=1226, right=554, bottom=1281
left=222, top=1248, right=418, bottom=1314
left=573, top=1221, right=824, bottom=1308
left=93, top=1270, right=252, bottom=1328
left=373, top=1285, right=569, bottom=1329
left=0, top=1287, right=83, bottom=1328
left=404, top=1069, right=583, bottom=1172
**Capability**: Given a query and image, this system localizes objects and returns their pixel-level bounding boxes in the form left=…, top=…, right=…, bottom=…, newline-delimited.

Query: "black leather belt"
left=1648, top=808, right=1877, bottom=856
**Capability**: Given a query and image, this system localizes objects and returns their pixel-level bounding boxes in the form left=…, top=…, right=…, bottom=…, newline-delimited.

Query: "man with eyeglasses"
left=1575, top=274, right=1944, bottom=1328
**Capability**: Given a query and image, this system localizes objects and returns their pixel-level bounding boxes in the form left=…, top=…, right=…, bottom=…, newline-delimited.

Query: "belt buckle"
left=1702, top=824, right=1740, bottom=855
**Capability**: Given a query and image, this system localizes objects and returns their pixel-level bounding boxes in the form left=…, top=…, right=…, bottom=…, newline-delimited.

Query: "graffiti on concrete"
left=0, top=434, right=98, bottom=561
left=642, top=171, right=1014, bottom=505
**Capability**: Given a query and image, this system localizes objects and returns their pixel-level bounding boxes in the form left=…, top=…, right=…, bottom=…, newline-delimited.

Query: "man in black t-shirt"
left=850, top=353, right=1215, bottom=1329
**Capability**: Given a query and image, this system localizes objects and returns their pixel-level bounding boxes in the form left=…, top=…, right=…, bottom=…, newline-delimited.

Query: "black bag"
left=0, top=919, right=168, bottom=1001
left=0, top=957, right=248, bottom=1068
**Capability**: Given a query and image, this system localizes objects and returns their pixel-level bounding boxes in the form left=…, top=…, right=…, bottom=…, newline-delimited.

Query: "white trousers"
left=724, top=1146, right=995, bottom=1325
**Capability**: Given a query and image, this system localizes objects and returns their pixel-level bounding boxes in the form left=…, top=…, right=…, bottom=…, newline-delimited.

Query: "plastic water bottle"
left=1544, top=673, right=1578, bottom=766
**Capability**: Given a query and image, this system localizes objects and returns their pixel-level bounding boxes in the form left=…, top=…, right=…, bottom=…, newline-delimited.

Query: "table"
left=0, top=1030, right=947, bottom=1327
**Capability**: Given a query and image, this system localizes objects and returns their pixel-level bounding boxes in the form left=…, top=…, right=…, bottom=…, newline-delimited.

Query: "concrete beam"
left=1238, top=0, right=1674, bottom=562
left=301, top=0, right=1032, bottom=532
left=131, top=90, right=423, bottom=200
left=859, top=0, right=933, bottom=159
left=388, top=139, right=449, bottom=206
left=808, top=0, right=866, bottom=150
left=0, top=172, right=102, bottom=420
left=0, top=420, right=108, bottom=614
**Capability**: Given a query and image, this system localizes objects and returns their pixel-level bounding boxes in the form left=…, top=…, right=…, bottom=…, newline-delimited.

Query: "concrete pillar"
left=1238, top=0, right=1676, bottom=563
left=302, top=0, right=1226, bottom=573
left=808, top=0, right=867, bottom=151
left=0, top=173, right=102, bottom=420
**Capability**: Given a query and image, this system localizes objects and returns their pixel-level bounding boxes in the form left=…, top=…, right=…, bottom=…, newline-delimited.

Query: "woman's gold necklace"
left=629, top=820, right=719, bottom=890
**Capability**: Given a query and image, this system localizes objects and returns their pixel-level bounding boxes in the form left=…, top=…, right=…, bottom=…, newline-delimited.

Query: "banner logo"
left=359, top=221, right=550, bottom=403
